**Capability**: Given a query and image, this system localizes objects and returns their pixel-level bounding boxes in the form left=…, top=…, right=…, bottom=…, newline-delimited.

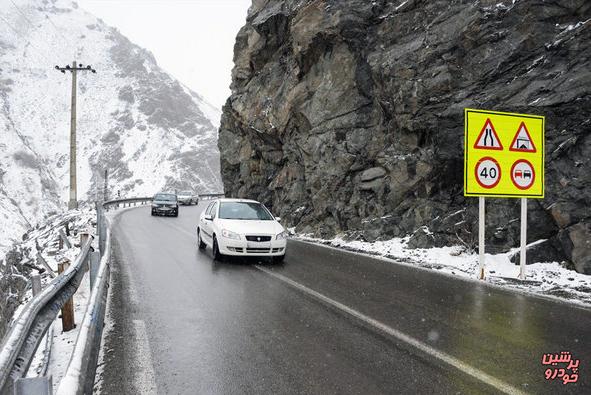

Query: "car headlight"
left=221, top=229, right=240, bottom=240
left=276, top=230, right=288, bottom=240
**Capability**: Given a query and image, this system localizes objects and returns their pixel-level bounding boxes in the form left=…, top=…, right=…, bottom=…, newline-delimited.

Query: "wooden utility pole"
left=55, top=62, right=96, bottom=210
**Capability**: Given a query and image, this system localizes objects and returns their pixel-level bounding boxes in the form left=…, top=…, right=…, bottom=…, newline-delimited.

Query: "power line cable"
left=7, top=2, right=100, bottom=79
left=8, top=0, right=36, bottom=30
left=0, top=13, right=52, bottom=65
left=7, top=0, right=73, bottom=59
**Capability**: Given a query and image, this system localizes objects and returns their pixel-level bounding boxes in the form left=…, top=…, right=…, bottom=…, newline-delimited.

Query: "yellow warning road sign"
left=464, top=109, right=544, bottom=198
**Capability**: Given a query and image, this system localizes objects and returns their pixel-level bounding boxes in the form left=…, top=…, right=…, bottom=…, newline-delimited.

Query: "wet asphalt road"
left=98, top=204, right=590, bottom=394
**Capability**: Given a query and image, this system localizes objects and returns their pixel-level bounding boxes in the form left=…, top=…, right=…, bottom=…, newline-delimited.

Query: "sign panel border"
left=464, top=108, right=545, bottom=198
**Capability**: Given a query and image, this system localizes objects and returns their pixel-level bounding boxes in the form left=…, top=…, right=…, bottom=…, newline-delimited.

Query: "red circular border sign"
left=474, top=156, right=501, bottom=189
left=510, top=159, right=535, bottom=190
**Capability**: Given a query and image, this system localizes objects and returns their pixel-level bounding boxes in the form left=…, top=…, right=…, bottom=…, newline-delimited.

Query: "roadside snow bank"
left=298, top=235, right=591, bottom=306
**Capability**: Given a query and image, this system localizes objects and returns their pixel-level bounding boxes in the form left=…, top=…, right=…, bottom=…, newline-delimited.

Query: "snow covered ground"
left=297, top=235, right=591, bottom=307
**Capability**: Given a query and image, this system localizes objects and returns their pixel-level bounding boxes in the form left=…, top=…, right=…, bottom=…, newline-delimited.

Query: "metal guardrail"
left=199, top=193, right=225, bottom=200
left=103, top=197, right=152, bottom=210
left=56, top=227, right=111, bottom=395
left=0, top=238, right=93, bottom=395
left=102, top=193, right=225, bottom=210
left=0, top=192, right=225, bottom=394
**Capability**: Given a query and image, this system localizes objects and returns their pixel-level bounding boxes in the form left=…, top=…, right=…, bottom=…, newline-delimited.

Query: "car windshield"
left=219, top=202, right=273, bottom=220
left=179, top=191, right=192, bottom=195
left=154, top=193, right=176, bottom=202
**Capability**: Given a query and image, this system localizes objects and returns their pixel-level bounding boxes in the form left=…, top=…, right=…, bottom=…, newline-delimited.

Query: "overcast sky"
left=77, top=0, right=251, bottom=109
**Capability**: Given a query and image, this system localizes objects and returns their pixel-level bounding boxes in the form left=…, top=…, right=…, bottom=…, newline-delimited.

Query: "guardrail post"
left=80, top=232, right=90, bottom=246
left=89, top=250, right=100, bottom=289
left=58, top=260, right=76, bottom=332
left=97, top=205, right=104, bottom=257
left=96, top=205, right=101, bottom=250
left=31, top=275, right=42, bottom=296
left=14, top=376, right=52, bottom=395
left=102, top=211, right=107, bottom=256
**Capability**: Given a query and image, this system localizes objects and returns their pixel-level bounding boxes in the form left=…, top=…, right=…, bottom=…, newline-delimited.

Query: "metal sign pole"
left=479, top=196, right=485, bottom=280
left=519, top=198, right=527, bottom=279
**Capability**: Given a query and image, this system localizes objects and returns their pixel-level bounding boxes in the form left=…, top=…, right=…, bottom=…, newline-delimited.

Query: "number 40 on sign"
left=464, top=109, right=545, bottom=280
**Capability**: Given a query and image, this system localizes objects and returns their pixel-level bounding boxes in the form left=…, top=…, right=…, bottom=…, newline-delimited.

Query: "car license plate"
left=247, top=241, right=271, bottom=248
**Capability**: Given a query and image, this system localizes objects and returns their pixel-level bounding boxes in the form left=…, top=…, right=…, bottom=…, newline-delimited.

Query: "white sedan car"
left=197, top=198, right=287, bottom=263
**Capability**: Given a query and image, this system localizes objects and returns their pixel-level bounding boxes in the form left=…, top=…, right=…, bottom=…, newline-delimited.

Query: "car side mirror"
left=275, top=217, right=281, bottom=222
left=204, top=214, right=213, bottom=221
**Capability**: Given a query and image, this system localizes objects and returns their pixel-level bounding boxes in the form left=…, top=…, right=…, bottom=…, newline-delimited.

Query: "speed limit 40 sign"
left=464, top=109, right=545, bottom=198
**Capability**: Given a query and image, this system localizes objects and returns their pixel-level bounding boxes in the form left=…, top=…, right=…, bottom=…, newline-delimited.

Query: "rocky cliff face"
left=219, top=0, right=591, bottom=273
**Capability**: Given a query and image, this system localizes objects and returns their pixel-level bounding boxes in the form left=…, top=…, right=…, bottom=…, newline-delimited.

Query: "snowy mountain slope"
left=0, top=0, right=222, bottom=257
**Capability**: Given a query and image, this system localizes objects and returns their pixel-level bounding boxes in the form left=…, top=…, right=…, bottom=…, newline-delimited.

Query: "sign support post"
left=519, top=198, right=527, bottom=279
left=464, top=109, right=544, bottom=281
left=478, top=196, right=485, bottom=279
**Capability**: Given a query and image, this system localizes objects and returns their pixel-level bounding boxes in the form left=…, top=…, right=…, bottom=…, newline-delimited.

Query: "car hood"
left=216, top=219, right=284, bottom=235
left=178, top=194, right=191, bottom=198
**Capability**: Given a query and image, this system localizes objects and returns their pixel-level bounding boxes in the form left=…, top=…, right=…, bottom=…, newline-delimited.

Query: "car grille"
left=227, top=247, right=284, bottom=254
left=246, top=248, right=270, bottom=253
left=245, top=235, right=272, bottom=242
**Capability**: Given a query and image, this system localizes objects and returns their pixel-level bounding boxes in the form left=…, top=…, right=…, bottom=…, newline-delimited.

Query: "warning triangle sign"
left=474, top=118, right=503, bottom=150
left=509, top=122, right=536, bottom=153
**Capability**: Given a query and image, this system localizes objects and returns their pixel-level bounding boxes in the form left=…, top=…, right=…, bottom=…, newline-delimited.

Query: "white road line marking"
left=255, top=265, right=525, bottom=395
left=132, top=320, right=158, bottom=395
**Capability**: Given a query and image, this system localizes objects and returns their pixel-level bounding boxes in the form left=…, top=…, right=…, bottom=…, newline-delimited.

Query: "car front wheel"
left=197, top=229, right=206, bottom=250
left=213, top=236, right=224, bottom=261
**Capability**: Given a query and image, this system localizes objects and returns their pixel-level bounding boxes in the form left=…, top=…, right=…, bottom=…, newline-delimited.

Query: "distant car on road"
left=151, top=192, right=179, bottom=217
left=197, top=198, right=287, bottom=263
left=178, top=190, right=197, bottom=205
